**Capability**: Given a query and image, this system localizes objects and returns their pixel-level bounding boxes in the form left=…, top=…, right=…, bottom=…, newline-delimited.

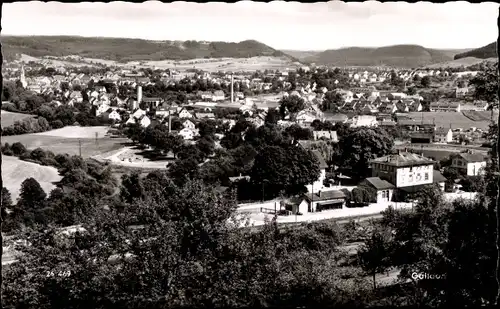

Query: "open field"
left=35, top=126, right=110, bottom=138
left=1, top=110, right=36, bottom=127
left=2, top=155, right=62, bottom=202
left=462, top=110, right=498, bottom=122
left=22, top=54, right=299, bottom=72
left=406, top=112, right=494, bottom=130
left=423, top=57, right=497, bottom=69
left=2, top=126, right=127, bottom=157
left=2, top=135, right=128, bottom=158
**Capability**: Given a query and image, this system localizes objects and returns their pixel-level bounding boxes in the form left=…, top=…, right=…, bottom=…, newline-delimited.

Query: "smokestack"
left=137, top=85, right=143, bottom=105
left=168, top=115, right=172, bottom=133
left=230, top=74, right=234, bottom=103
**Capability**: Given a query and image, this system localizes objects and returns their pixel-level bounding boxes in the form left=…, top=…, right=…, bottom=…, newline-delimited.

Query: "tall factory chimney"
left=137, top=85, right=143, bottom=105
left=230, top=73, right=234, bottom=104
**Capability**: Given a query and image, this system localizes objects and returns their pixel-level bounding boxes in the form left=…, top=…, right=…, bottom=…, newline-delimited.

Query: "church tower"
left=20, top=64, right=27, bottom=88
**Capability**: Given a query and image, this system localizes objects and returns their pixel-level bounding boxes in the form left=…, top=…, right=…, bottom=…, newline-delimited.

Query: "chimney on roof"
left=230, top=73, right=234, bottom=104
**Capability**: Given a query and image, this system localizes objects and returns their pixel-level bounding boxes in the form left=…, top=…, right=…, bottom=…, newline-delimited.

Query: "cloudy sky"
left=2, top=1, right=498, bottom=50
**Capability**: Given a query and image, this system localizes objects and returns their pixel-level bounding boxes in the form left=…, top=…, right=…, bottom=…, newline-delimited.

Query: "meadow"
left=406, top=111, right=494, bottom=130
left=2, top=126, right=128, bottom=158
left=2, top=155, right=62, bottom=202
left=1, top=110, right=36, bottom=127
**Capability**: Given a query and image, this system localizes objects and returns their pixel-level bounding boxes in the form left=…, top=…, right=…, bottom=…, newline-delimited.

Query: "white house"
left=212, top=90, right=225, bottom=102
left=359, top=177, right=395, bottom=204
left=96, top=103, right=110, bottom=117
left=305, top=150, right=328, bottom=194
left=295, top=111, right=316, bottom=124
left=138, top=115, right=151, bottom=128
left=178, top=128, right=195, bottom=140
left=434, top=128, right=453, bottom=143
left=108, top=110, right=122, bottom=121
left=295, top=190, right=346, bottom=214
left=183, top=120, right=196, bottom=130
left=178, top=109, right=193, bottom=119
left=451, top=152, right=487, bottom=176
left=370, top=152, right=436, bottom=189
left=350, top=115, right=378, bottom=127
left=131, top=108, right=147, bottom=119
left=430, top=102, right=461, bottom=113
left=313, top=131, right=338, bottom=142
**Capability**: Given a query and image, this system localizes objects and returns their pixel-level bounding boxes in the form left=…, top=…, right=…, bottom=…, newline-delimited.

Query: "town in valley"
left=1, top=1, right=499, bottom=308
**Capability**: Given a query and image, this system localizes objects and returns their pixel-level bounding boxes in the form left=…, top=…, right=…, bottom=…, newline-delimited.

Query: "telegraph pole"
left=79, top=139, right=82, bottom=157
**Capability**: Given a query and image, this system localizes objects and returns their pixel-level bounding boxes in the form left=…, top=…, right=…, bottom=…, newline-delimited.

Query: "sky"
left=2, top=1, right=498, bottom=51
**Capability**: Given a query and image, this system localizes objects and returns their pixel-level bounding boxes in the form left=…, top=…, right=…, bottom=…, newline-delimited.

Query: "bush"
left=50, top=119, right=64, bottom=129
left=11, top=142, right=27, bottom=156
left=19, top=150, right=32, bottom=161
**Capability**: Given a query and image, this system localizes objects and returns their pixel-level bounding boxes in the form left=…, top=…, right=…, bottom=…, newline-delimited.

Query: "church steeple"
left=20, top=64, right=27, bottom=88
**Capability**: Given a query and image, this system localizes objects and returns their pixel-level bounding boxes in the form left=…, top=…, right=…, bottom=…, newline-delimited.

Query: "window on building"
left=409, top=174, right=414, bottom=182
left=382, top=190, right=386, bottom=198
left=424, top=173, right=429, bottom=180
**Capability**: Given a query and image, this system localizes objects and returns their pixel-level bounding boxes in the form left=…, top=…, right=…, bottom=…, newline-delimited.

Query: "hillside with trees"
left=1, top=36, right=294, bottom=62
left=454, top=42, right=497, bottom=60
left=301, top=44, right=466, bottom=68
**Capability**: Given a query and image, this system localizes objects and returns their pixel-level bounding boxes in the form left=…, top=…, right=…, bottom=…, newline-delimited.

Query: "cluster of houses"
left=282, top=146, right=487, bottom=215
left=346, top=69, right=452, bottom=84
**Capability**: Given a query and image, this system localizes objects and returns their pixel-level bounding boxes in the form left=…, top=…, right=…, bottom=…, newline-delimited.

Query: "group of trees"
left=1, top=142, right=117, bottom=232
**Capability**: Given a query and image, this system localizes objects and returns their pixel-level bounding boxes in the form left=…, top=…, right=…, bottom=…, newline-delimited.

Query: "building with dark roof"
left=359, top=177, right=396, bottom=204
left=450, top=151, right=488, bottom=176
left=295, top=189, right=346, bottom=213
left=370, top=152, right=436, bottom=188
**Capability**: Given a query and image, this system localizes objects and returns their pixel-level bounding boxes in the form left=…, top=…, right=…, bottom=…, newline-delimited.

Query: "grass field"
left=462, top=110, right=497, bottom=122
left=406, top=112, right=494, bottom=130
left=2, top=155, right=62, bottom=202
left=1, top=110, right=36, bottom=127
left=21, top=54, right=299, bottom=72
left=2, top=126, right=128, bottom=158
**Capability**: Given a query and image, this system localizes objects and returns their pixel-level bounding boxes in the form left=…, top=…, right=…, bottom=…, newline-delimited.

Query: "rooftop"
left=304, top=189, right=345, bottom=202
left=371, top=152, right=435, bottom=167
left=363, top=177, right=395, bottom=190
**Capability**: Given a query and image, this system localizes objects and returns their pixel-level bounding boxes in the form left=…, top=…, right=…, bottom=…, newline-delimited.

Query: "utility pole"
left=79, top=139, right=82, bottom=157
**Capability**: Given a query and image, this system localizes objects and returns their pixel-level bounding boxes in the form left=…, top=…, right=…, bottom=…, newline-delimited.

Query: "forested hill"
left=298, top=44, right=458, bottom=68
left=454, top=42, right=497, bottom=60
left=1, top=35, right=294, bottom=62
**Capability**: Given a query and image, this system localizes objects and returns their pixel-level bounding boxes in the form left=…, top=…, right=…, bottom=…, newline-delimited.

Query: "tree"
left=197, top=119, right=217, bottom=138
left=278, top=94, right=305, bottom=120
left=420, top=76, right=431, bottom=88
left=250, top=145, right=320, bottom=197
left=264, top=108, right=281, bottom=124
left=407, top=86, right=417, bottom=96
left=322, top=91, right=343, bottom=112
left=11, top=142, right=27, bottom=156
left=284, top=124, right=313, bottom=142
left=351, top=185, right=377, bottom=206
left=358, top=227, right=392, bottom=290
left=339, top=128, right=394, bottom=180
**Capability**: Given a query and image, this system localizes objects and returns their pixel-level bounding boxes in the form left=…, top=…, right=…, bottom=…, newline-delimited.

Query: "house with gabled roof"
left=369, top=152, right=446, bottom=198
left=359, top=177, right=395, bottom=204
left=450, top=151, right=487, bottom=176
left=178, top=108, right=193, bottom=119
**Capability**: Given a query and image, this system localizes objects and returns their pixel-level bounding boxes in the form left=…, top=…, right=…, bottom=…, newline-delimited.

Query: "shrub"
left=30, top=148, right=47, bottom=162
left=50, top=120, right=64, bottom=129
left=19, top=150, right=32, bottom=161
left=11, top=142, right=27, bottom=156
